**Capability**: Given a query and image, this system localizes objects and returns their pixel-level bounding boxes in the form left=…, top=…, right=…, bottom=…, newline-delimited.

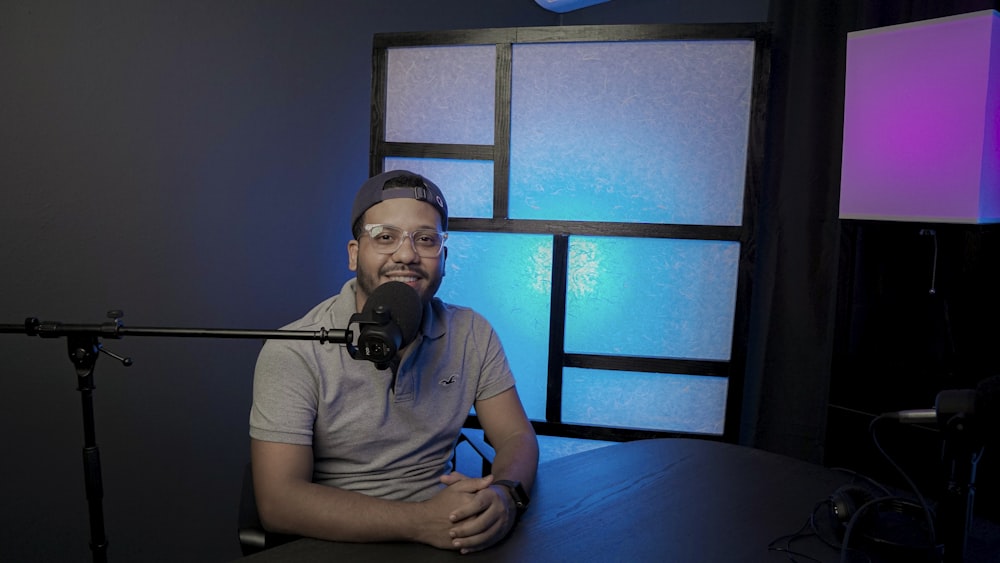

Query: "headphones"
left=829, top=484, right=878, bottom=533
left=826, top=482, right=937, bottom=557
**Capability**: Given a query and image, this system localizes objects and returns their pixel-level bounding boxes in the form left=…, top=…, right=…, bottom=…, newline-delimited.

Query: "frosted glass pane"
left=386, top=46, right=496, bottom=145
left=436, top=232, right=552, bottom=420
left=562, top=368, right=728, bottom=435
left=456, top=429, right=614, bottom=471
left=536, top=434, right=614, bottom=464
left=385, top=157, right=494, bottom=219
left=565, top=237, right=739, bottom=360
left=509, top=41, right=755, bottom=225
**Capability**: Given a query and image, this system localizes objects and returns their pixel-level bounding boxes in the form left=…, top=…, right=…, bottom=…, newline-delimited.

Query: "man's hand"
left=439, top=472, right=518, bottom=554
left=408, top=473, right=494, bottom=549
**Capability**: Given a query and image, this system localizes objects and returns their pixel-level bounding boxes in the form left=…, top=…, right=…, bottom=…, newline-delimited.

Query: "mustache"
left=380, top=266, right=425, bottom=278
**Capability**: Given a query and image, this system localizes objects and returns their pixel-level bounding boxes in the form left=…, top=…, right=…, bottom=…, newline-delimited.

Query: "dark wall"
left=0, top=1, right=768, bottom=561
left=829, top=222, right=1000, bottom=521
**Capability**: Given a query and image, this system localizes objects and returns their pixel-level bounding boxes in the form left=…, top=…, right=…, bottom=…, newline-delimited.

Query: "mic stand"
left=937, top=413, right=982, bottom=563
left=0, top=312, right=353, bottom=563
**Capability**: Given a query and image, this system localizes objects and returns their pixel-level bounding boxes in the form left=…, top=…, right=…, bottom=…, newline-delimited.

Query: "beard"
left=354, top=260, right=443, bottom=308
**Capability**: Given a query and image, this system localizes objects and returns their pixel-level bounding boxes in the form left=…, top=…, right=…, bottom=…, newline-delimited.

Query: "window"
left=371, top=24, right=769, bottom=444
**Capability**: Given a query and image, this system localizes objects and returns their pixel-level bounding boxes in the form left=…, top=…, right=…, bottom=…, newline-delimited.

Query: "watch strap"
left=494, top=479, right=529, bottom=514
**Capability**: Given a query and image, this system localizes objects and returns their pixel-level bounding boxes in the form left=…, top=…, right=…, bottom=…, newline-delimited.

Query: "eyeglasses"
left=361, top=224, right=448, bottom=258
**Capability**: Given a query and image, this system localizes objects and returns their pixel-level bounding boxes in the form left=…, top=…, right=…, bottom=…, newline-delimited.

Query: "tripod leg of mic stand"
left=70, top=337, right=109, bottom=563
left=81, top=389, right=108, bottom=562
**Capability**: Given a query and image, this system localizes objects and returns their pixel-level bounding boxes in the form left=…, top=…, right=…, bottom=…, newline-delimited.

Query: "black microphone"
left=348, top=281, right=423, bottom=370
left=883, top=375, right=1000, bottom=431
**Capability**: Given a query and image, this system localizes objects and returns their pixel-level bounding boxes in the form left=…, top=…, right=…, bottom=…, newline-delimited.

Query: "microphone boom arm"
left=3, top=317, right=351, bottom=344
left=0, top=312, right=353, bottom=563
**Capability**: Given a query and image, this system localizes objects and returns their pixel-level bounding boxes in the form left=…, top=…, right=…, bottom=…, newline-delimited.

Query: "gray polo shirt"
left=250, top=279, right=515, bottom=501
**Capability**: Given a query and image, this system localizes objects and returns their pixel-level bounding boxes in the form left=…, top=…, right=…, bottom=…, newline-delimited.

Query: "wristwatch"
left=494, top=479, right=530, bottom=516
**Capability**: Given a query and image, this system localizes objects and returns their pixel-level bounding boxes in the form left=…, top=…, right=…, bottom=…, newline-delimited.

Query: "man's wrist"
left=493, top=479, right=529, bottom=516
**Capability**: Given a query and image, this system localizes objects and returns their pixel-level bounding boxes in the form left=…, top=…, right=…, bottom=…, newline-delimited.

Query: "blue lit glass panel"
left=385, top=157, right=493, bottom=219
left=386, top=46, right=496, bottom=145
left=509, top=41, right=755, bottom=225
left=562, top=368, right=728, bottom=435
left=536, top=434, right=615, bottom=464
left=456, top=429, right=614, bottom=471
left=436, top=232, right=552, bottom=420
left=565, top=237, right=739, bottom=361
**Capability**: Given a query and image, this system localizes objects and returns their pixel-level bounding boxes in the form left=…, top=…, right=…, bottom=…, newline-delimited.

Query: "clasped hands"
left=419, top=472, right=517, bottom=554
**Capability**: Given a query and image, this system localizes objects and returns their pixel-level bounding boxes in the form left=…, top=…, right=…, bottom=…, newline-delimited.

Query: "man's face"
left=348, top=197, right=446, bottom=312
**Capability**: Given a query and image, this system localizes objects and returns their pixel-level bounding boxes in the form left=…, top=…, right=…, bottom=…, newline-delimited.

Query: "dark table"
left=236, top=438, right=859, bottom=562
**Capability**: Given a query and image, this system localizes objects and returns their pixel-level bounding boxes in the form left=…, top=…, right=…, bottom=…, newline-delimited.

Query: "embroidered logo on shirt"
left=439, top=374, right=459, bottom=386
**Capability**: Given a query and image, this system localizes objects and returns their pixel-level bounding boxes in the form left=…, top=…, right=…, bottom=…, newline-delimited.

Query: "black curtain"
left=744, top=0, right=1000, bottom=469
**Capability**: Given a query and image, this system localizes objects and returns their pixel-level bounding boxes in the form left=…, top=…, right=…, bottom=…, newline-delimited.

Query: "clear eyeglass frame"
left=362, top=223, right=448, bottom=258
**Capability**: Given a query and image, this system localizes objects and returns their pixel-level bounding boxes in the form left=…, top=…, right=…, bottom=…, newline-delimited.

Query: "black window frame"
left=370, top=23, right=771, bottom=444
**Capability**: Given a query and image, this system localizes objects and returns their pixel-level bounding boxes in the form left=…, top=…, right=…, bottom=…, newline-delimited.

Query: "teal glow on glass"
left=509, top=41, right=754, bottom=225
left=384, top=157, right=494, bottom=219
left=536, top=434, right=614, bottom=463
left=565, top=236, right=739, bottom=361
left=386, top=45, right=496, bottom=145
left=456, top=429, right=615, bottom=471
left=562, top=368, right=728, bottom=434
left=436, top=232, right=553, bottom=420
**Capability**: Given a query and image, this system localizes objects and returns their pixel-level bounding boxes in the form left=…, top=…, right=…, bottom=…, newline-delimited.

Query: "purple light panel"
left=840, top=10, right=1000, bottom=223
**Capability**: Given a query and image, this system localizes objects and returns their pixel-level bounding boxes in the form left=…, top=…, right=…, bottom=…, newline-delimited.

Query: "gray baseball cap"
left=350, top=170, right=448, bottom=233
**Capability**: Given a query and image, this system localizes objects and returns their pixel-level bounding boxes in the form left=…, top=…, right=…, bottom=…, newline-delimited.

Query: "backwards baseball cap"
left=350, top=169, right=449, bottom=234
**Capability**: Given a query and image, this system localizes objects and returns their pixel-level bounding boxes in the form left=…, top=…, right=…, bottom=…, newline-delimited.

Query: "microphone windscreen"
left=362, top=281, right=423, bottom=348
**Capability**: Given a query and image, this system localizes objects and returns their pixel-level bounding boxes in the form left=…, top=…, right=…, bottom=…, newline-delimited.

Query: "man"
left=249, top=170, right=538, bottom=554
